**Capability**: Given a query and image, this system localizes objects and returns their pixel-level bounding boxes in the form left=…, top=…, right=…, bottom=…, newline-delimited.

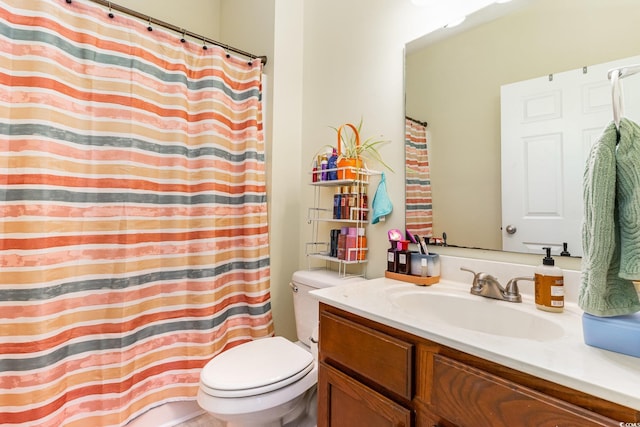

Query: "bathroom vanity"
left=313, top=275, right=640, bottom=426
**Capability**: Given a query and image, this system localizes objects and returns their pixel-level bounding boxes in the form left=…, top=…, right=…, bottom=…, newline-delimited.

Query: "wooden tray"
left=385, top=271, right=440, bottom=286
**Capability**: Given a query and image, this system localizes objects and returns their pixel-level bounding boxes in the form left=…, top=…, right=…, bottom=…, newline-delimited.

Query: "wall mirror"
left=404, top=0, right=640, bottom=257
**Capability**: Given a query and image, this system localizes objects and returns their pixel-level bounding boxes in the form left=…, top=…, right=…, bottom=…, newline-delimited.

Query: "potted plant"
left=333, top=118, right=393, bottom=180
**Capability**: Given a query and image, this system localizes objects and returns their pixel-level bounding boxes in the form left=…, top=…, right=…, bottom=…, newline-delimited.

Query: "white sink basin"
left=388, top=289, right=565, bottom=341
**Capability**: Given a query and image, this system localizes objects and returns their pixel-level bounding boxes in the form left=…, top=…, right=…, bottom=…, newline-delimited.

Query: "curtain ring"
left=180, top=29, right=186, bottom=43
left=202, top=37, right=208, bottom=50
left=147, top=18, right=152, bottom=32
left=108, top=2, right=114, bottom=19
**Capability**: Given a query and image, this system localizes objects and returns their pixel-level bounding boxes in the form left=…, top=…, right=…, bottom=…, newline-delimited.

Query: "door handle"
left=505, top=224, right=517, bottom=234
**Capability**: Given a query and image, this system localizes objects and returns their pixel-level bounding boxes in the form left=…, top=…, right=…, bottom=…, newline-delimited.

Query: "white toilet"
left=197, top=269, right=363, bottom=427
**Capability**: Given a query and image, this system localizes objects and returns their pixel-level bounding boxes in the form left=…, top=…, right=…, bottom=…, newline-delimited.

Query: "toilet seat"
left=200, top=336, right=314, bottom=398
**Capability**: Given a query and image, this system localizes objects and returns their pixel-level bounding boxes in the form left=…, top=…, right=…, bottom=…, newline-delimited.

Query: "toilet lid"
left=200, top=336, right=314, bottom=398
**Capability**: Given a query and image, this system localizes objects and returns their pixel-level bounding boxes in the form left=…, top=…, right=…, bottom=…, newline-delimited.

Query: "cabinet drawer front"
left=318, top=362, right=412, bottom=427
left=320, top=311, right=414, bottom=400
left=432, top=354, right=618, bottom=427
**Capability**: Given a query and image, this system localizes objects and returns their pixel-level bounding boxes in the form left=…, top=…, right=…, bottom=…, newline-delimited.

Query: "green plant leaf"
left=328, top=120, right=393, bottom=172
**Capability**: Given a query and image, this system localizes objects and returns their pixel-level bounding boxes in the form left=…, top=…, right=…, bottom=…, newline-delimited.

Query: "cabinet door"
left=414, top=401, right=457, bottom=427
left=431, top=354, right=618, bottom=427
left=320, top=311, right=414, bottom=400
left=318, top=362, right=412, bottom=427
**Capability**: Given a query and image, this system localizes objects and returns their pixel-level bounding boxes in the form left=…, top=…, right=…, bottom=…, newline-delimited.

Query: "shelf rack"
left=306, top=167, right=381, bottom=277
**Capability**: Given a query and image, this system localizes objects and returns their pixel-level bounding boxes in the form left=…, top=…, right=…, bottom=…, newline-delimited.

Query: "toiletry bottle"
left=360, top=184, right=368, bottom=221
left=356, top=228, right=367, bottom=261
left=333, top=187, right=341, bottom=219
left=320, top=154, right=328, bottom=181
left=337, top=227, right=348, bottom=260
left=396, top=240, right=411, bottom=275
left=341, top=186, right=349, bottom=220
left=346, top=186, right=354, bottom=220
left=349, top=185, right=358, bottom=220
left=534, top=247, right=564, bottom=312
left=344, top=227, right=358, bottom=261
left=312, top=159, right=318, bottom=183
left=387, top=241, right=398, bottom=272
left=316, top=156, right=323, bottom=182
left=330, top=229, right=340, bottom=258
left=327, top=148, right=338, bottom=180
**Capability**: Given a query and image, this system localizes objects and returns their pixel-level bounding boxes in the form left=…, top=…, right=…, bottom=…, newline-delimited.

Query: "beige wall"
left=115, top=0, right=221, bottom=39
left=267, top=1, right=304, bottom=339
left=406, top=0, right=640, bottom=251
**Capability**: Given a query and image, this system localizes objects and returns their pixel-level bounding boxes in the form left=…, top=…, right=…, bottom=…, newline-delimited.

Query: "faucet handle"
left=460, top=267, right=477, bottom=276
left=504, top=276, right=534, bottom=302
left=460, top=267, right=483, bottom=292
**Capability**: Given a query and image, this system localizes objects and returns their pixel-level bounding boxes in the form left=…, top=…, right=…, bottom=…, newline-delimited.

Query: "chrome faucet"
left=460, top=267, right=533, bottom=303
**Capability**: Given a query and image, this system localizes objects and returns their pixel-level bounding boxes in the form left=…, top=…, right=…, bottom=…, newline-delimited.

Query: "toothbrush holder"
left=410, top=253, right=440, bottom=277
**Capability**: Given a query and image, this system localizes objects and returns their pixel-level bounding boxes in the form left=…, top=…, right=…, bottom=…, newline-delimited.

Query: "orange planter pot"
left=337, top=157, right=363, bottom=180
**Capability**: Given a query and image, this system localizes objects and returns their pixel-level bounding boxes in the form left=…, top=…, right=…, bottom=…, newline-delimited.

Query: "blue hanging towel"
left=371, top=172, right=392, bottom=224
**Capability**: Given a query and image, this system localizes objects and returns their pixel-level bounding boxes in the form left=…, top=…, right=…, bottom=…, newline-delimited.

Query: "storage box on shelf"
left=307, top=166, right=380, bottom=277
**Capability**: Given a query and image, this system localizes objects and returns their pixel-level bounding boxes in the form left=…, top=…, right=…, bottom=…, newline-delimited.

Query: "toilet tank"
left=290, top=270, right=364, bottom=347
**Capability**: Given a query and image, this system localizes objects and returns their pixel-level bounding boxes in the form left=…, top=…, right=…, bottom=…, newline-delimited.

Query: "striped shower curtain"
left=0, top=1, right=273, bottom=426
left=405, top=118, right=433, bottom=237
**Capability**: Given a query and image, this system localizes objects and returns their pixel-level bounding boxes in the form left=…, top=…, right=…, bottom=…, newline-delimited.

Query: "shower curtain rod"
left=406, top=115, right=428, bottom=127
left=74, top=0, right=268, bottom=65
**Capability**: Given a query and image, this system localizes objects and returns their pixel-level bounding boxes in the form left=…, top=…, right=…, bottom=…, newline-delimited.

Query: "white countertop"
left=311, top=276, right=640, bottom=411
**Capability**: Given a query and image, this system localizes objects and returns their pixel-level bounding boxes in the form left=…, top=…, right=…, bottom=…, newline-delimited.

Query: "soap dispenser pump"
left=534, top=247, right=564, bottom=312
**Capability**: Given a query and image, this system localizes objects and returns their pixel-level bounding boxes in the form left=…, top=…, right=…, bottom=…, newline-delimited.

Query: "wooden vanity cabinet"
left=318, top=303, right=639, bottom=427
left=318, top=309, right=414, bottom=426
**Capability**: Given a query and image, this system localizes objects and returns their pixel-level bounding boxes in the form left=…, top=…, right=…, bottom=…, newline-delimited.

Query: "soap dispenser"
left=534, top=247, right=564, bottom=312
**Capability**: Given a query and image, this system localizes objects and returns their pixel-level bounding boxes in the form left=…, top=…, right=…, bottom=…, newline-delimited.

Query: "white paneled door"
left=500, top=55, right=640, bottom=257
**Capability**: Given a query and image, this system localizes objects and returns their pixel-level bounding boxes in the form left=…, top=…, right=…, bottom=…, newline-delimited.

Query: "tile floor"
left=175, top=413, right=223, bottom=427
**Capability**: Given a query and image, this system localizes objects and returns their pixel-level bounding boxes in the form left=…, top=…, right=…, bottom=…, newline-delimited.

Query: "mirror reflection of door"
left=501, top=55, right=640, bottom=256
left=405, top=0, right=640, bottom=255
